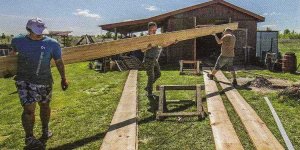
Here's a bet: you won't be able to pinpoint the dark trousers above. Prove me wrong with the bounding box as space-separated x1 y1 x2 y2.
143 58 161 93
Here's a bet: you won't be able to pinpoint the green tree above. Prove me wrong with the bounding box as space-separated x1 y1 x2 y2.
105 31 113 39
284 29 290 35
1 33 5 39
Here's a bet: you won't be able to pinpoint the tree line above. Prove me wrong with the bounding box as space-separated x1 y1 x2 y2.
279 29 300 39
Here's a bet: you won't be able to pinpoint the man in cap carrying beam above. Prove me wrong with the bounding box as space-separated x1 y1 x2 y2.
142 22 177 97
208 27 237 86
10 18 68 149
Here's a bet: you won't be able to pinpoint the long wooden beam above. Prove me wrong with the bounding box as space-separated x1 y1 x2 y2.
0 23 238 78
214 71 284 150
100 70 138 150
203 68 244 150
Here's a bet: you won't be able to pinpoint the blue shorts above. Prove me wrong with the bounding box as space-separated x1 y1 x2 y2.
15 81 52 106
214 56 235 71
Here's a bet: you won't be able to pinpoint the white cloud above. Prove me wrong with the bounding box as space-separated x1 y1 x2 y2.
123 19 133 22
261 24 277 28
263 13 268 16
263 12 281 16
73 9 101 19
145 5 158 11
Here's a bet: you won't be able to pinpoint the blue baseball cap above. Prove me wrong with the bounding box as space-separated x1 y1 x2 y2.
26 18 49 35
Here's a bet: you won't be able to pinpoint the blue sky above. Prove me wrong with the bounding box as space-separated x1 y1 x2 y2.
0 0 299 35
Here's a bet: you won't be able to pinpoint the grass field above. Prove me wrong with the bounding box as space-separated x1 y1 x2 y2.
138 70 215 150
279 39 300 65
0 62 128 149
1 39 299 149
138 68 299 150
222 73 300 150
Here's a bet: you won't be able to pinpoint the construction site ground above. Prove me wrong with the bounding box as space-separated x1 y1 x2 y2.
1 61 300 149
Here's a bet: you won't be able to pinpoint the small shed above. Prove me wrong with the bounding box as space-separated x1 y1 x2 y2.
100 0 265 65
256 31 279 62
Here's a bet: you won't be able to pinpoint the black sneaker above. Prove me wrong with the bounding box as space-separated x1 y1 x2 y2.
24 136 44 149
232 79 238 87
207 73 214 80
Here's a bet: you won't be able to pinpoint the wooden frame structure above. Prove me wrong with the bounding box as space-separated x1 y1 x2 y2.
155 85 206 120
179 60 201 75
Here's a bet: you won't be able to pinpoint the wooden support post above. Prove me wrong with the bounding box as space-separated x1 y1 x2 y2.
179 60 202 75
156 86 165 120
114 28 118 40
196 84 205 119
193 17 197 61
196 60 200 74
179 60 183 74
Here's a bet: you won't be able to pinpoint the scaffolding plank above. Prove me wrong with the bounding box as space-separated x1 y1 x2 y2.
214 71 284 150
203 68 243 150
0 23 238 78
100 70 138 150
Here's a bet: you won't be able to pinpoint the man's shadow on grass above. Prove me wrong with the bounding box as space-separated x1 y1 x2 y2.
48 117 136 150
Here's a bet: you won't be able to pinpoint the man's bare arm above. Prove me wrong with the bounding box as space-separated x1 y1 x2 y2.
213 34 222 44
54 59 66 79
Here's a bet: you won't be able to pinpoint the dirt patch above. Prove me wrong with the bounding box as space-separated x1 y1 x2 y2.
278 84 300 101
250 77 272 88
236 77 292 94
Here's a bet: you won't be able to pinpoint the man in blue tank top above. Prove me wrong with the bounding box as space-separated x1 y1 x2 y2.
10 18 68 149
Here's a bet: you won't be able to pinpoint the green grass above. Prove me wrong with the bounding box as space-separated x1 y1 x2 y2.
0 62 128 149
279 39 300 64
237 90 300 149
233 69 300 82
223 72 300 149
138 70 215 150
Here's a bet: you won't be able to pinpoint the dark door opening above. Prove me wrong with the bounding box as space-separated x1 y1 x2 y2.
196 34 221 63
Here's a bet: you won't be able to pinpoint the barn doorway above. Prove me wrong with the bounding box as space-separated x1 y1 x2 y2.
196 34 221 63
195 21 228 64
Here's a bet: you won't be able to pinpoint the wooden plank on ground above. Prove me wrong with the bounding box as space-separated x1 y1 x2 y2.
0 23 238 78
214 71 284 150
100 70 138 150
203 68 243 150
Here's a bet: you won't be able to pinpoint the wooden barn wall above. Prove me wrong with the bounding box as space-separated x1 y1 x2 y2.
163 17 195 63
164 3 260 64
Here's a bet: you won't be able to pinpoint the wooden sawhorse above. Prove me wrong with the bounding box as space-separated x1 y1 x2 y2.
179 60 201 75
155 85 206 121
